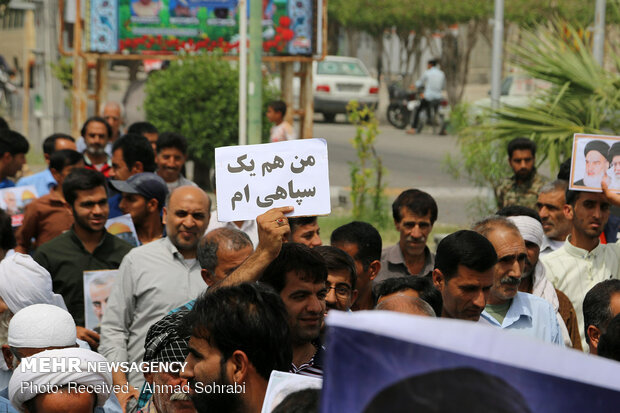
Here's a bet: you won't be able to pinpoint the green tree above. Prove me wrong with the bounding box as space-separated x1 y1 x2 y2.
144 54 277 186
449 21 620 208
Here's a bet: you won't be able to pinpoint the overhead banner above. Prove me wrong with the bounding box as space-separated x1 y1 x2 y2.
321 311 620 413
88 0 320 56
215 139 330 221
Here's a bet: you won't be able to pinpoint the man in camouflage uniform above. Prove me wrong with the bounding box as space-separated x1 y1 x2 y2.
496 137 547 209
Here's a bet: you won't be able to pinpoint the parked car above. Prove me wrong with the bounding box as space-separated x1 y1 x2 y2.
303 56 379 122
471 74 551 118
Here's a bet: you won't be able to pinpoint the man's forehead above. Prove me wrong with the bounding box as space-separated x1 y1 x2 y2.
399 207 431 222
327 270 352 286
284 271 325 289
86 122 107 133
452 265 493 283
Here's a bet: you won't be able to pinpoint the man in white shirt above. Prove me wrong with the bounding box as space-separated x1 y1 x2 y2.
542 189 620 351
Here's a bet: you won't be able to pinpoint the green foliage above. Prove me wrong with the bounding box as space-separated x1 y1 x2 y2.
450 21 620 208
346 101 390 229
144 54 277 169
50 58 73 110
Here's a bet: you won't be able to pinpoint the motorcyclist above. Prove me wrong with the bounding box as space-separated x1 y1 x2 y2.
406 59 445 135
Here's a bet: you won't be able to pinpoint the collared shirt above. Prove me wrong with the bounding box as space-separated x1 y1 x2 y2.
290 344 324 378
480 292 563 346
0 395 17 413
17 168 56 197
0 179 14 189
541 237 620 351
495 171 547 210
415 66 445 101
374 243 435 287
163 174 197 192
99 237 205 388
539 235 564 257
206 210 259 247
33 228 133 326
83 154 113 178
15 191 73 252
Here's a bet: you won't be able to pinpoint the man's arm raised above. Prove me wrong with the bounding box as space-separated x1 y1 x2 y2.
213 206 293 290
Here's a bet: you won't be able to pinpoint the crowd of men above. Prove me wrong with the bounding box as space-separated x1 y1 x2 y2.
0 109 619 413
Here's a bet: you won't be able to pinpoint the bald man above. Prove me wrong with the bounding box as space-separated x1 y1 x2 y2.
100 186 211 407
375 294 436 317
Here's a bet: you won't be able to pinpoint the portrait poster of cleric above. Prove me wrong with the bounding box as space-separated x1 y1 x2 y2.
321 312 620 413
83 270 118 334
570 133 620 192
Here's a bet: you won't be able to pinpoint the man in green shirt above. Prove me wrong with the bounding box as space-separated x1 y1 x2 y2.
495 137 547 209
34 168 133 349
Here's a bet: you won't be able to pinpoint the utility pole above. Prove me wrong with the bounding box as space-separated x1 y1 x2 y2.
238 0 247 146
593 0 606 66
490 0 504 110
247 0 262 144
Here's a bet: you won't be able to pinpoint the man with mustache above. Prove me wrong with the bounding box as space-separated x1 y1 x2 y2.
100 186 211 408
542 189 620 351
496 137 547 209
474 216 563 345
573 140 610 188
80 117 114 178
536 180 572 256
374 189 437 285
314 246 357 313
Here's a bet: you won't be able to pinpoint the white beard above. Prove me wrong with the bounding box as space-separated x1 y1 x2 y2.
0 310 11 347
583 172 606 187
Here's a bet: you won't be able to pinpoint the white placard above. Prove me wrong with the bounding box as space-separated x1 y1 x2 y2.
215 139 331 221
261 371 322 413
570 133 620 193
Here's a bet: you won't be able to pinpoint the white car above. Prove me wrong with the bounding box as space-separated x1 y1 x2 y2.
471 75 551 117
294 56 379 122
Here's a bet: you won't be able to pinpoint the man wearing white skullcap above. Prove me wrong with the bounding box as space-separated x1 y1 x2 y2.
0 305 122 413
0 254 67 389
507 215 579 350
8 347 112 412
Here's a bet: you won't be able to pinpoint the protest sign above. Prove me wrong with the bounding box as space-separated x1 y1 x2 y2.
215 139 330 221
321 311 620 413
261 371 322 413
0 186 38 226
105 214 140 247
83 270 118 333
570 133 620 192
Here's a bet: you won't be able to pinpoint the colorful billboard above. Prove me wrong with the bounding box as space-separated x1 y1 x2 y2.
88 0 318 56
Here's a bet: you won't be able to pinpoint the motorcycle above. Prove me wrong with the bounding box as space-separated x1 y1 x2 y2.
387 83 417 129
387 83 450 134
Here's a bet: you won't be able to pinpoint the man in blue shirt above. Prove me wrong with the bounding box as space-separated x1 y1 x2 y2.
17 133 76 197
0 129 28 189
473 216 563 345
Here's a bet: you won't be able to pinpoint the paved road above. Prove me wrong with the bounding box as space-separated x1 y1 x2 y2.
122 79 493 226
314 116 493 226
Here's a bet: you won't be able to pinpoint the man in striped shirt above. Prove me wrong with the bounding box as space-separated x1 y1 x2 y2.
541 189 620 351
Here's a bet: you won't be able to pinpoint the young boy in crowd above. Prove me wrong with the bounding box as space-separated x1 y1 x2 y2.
267 100 296 142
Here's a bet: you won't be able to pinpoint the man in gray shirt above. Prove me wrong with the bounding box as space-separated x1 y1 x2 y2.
374 189 437 287
99 186 211 408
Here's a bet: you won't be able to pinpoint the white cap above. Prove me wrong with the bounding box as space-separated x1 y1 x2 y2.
8 304 76 348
